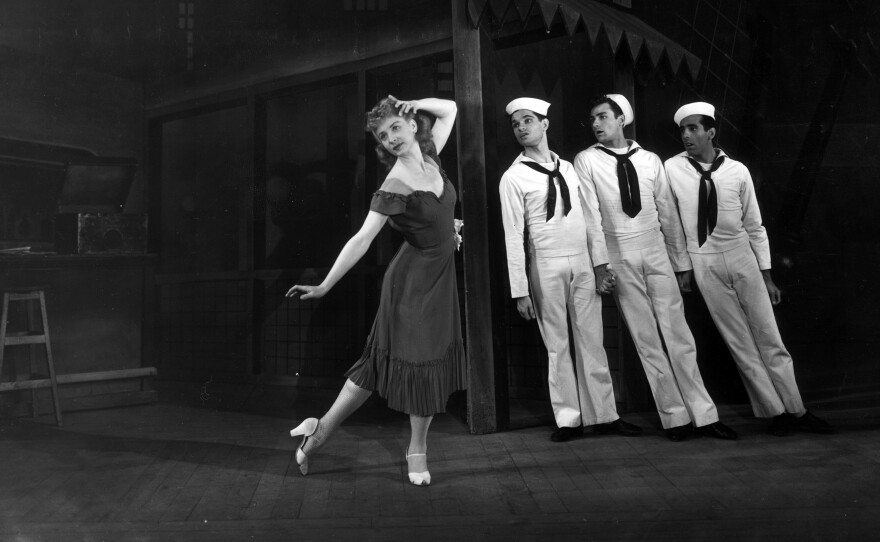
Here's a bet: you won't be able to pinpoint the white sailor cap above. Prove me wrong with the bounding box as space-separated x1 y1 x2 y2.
505 97 551 116
605 94 634 126
674 102 715 125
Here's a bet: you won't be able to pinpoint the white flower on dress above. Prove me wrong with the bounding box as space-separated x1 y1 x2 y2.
453 219 464 251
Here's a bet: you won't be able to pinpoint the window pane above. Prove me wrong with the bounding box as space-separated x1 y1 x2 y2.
262 78 360 269
160 105 247 272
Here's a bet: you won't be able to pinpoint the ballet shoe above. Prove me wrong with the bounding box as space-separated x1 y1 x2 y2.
290 418 319 476
405 447 431 486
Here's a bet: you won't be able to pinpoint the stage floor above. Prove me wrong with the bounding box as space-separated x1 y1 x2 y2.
1 381 878 541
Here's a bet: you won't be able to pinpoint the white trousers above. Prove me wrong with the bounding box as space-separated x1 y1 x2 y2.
691 243 805 418
609 240 719 429
529 252 619 427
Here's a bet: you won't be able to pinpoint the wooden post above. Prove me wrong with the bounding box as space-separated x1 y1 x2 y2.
451 0 497 434
611 52 653 412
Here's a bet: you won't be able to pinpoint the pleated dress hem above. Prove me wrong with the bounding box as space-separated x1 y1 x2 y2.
345 338 467 417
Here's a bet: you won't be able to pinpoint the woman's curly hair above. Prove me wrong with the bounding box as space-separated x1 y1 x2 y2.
365 97 438 171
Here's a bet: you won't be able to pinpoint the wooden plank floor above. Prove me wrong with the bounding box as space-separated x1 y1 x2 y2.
1 382 879 541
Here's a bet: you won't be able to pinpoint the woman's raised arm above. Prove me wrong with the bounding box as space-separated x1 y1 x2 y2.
390 96 458 154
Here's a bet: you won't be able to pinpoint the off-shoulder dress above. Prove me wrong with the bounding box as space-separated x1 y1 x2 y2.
345 164 467 416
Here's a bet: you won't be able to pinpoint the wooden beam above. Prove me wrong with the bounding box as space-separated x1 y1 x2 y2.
0 368 157 392
477 23 510 431
146 38 453 116
55 367 157 384
2 334 48 346
452 0 498 434
0 379 52 392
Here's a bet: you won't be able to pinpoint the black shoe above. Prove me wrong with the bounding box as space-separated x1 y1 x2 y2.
792 411 835 434
551 425 583 442
594 419 642 437
666 423 692 442
696 421 738 440
769 413 792 437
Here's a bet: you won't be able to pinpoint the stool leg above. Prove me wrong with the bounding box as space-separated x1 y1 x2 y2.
0 293 8 378
26 297 38 418
38 292 62 427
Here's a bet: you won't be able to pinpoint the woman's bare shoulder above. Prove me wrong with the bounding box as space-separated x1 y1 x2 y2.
378 175 414 196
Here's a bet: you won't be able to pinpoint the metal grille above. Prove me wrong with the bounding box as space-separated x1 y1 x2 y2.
260 277 361 379
158 279 249 378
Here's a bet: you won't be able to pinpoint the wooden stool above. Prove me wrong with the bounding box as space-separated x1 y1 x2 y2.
0 287 62 426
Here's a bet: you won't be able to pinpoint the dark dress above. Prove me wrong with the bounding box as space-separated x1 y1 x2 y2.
345 165 467 416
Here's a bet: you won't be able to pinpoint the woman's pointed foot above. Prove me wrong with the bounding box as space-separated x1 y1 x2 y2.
290 418 319 476
405 448 431 486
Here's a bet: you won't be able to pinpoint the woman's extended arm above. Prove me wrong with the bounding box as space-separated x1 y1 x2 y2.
390 96 458 154
285 210 388 300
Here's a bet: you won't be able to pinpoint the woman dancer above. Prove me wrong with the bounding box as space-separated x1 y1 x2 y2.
287 95 465 486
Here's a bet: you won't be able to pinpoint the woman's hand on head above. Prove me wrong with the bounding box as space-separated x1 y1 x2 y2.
285 284 327 300
389 95 419 115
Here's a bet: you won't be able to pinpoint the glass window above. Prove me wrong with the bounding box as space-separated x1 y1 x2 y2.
159 104 248 272
260 77 360 270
